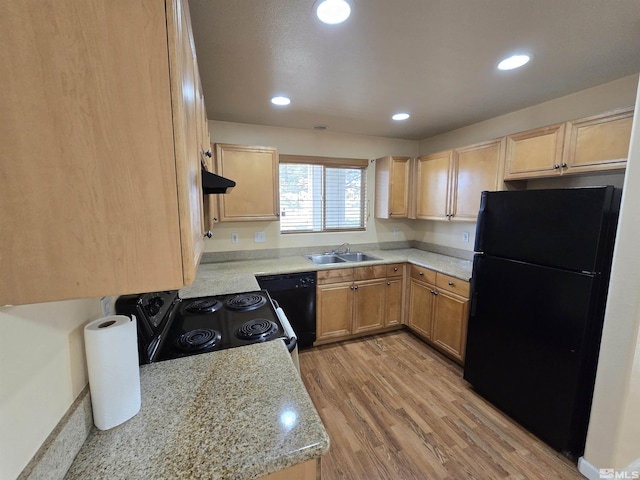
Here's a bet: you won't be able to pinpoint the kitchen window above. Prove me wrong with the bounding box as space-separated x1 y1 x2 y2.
279 155 368 233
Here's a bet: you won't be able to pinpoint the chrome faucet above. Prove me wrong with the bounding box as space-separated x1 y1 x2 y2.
331 243 350 255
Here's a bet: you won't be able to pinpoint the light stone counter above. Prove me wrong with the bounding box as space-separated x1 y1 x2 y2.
179 248 473 299
65 341 329 480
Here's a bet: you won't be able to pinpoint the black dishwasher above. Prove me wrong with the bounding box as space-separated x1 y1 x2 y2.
256 272 316 349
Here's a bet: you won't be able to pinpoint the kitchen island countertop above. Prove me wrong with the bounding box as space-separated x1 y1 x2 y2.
179 248 473 299
65 341 329 480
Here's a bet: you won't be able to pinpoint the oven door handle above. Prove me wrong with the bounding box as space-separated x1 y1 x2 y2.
275 306 298 353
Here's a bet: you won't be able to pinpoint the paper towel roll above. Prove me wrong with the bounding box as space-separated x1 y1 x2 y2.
84 315 141 430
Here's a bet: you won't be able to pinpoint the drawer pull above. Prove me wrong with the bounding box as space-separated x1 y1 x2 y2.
448 281 454 286
419 271 424 276
387 281 391 286
393 267 398 271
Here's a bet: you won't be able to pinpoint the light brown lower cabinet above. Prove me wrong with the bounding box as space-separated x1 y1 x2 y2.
316 264 405 344
407 266 470 364
260 459 319 480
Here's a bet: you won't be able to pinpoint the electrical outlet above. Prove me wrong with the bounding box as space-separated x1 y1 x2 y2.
393 227 399 236
463 231 470 243
100 296 113 317
231 233 239 243
254 232 266 243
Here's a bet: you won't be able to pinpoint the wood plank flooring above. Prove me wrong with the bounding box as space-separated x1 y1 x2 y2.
299 331 583 480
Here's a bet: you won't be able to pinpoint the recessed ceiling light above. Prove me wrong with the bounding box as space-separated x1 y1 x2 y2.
392 113 410 121
314 0 351 25
497 54 530 71
271 96 291 106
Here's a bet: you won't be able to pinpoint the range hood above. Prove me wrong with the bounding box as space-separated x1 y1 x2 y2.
201 167 235 194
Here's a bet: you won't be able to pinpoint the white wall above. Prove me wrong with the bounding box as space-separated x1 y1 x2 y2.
0 299 100 480
418 74 639 156
582 78 640 471
206 122 418 252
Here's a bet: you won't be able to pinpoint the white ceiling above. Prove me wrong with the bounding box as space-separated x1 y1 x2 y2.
189 0 640 140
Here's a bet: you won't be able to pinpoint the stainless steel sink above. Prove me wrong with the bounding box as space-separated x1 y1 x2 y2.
337 252 381 262
304 253 347 264
304 251 381 265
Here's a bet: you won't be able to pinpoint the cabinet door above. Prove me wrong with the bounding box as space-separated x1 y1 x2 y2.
407 279 436 339
451 138 504 221
353 279 387 334
563 107 633 174
385 278 404 327
316 282 353 341
374 156 411 218
504 123 565 180
167 0 205 284
216 144 280 221
416 151 452 220
432 290 470 363
0 0 188 305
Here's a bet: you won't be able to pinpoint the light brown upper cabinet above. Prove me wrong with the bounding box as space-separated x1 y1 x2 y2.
416 151 453 220
416 138 503 221
375 156 411 218
563 107 634 174
215 144 280 222
504 107 633 180
504 123 567 179
0 0 208 305
451 138 505 221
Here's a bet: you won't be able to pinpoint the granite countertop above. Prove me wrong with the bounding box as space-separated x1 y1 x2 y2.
65 341 329 480
180 248 473 299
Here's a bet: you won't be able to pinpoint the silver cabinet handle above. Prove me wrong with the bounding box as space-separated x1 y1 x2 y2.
561 162 568 168
553 164 560 169
448 281 454 286
419 271 424 276
387 281 391 286
204 230 213 238
393 267 398 271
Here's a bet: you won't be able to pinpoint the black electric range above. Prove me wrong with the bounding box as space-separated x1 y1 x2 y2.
115 290 297 364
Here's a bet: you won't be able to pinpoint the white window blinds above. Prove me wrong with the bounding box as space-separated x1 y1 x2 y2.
279 155 367 233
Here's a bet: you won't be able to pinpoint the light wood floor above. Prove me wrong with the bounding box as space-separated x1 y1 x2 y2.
299 330 583 480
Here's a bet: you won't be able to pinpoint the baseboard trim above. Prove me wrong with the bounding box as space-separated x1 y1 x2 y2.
578 456 640 479
578 457 600 479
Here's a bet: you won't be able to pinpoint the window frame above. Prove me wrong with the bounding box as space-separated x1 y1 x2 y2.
279 154 369 234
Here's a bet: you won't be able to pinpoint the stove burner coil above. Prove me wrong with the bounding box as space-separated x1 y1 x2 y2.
236 319 278 341
185 298 222 314
177 329 221 351
226 293 267 311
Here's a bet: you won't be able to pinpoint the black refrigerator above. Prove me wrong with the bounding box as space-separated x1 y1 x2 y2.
463 186 621 460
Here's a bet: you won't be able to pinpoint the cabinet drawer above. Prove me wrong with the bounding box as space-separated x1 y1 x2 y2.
410 265 436 284
354 265 387 280
386 263 404 277
317 268 354 284
436 273 470 297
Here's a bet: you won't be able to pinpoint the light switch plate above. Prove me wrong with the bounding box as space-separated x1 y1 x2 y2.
254 232 266 243
231 233 239 243
463 231 470 243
